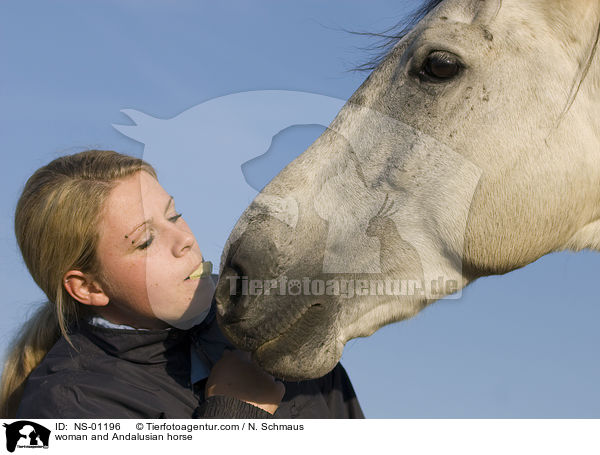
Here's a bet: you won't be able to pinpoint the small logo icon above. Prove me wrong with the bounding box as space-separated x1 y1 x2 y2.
3 421 50 452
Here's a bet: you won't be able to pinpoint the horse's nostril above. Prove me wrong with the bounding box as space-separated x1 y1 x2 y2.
217 220 282 320
216 261 249 313
229 261 246 296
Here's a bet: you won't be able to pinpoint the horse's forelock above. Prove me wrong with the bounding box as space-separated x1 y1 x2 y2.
350 0 445 72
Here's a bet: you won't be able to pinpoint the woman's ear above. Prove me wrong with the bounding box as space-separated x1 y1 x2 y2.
63 270 110 307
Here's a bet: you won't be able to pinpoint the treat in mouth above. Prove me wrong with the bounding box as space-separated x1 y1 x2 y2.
185 261 213 280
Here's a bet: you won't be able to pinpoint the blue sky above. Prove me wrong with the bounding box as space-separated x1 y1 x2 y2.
1 0 599 418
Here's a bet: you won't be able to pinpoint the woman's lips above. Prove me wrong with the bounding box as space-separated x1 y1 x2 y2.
184 261 213 281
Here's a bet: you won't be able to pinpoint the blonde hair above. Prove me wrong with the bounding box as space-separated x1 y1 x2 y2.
0 149 157 418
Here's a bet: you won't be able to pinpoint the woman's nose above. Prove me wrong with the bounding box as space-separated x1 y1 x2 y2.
172 224 196 257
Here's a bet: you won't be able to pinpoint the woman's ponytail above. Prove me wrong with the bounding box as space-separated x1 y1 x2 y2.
0 303 61 418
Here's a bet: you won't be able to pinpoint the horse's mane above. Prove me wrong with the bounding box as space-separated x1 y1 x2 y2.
352 0 445 72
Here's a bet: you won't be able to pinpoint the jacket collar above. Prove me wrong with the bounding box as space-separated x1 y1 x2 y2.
75 318 189 365
70 295 230 366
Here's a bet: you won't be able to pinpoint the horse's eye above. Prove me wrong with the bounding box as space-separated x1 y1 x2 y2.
422 51 461 80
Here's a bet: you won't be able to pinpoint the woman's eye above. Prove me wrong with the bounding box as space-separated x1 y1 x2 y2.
421 51 461 81
169 213 183 223
137 236 154 250
136 214 182 250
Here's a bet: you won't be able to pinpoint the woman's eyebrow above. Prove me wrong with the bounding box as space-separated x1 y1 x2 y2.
124 196 174 239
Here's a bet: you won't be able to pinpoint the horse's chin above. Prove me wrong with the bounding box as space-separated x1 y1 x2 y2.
253 331 342 381
246 300 342 380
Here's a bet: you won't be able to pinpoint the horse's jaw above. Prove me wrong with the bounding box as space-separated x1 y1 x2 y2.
216 287 441 380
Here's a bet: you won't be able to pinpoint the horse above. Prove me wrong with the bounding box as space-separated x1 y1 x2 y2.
214 0 600 381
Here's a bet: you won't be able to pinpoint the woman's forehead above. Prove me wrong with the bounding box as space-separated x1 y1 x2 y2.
101 173 169 233
110 173 165 208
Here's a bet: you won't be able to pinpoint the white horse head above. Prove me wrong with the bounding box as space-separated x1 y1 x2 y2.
215 0 600 380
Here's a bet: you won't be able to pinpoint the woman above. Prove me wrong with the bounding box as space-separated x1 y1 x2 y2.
0 149 363 418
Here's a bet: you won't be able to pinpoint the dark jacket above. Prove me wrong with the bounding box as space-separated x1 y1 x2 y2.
16 296 363 419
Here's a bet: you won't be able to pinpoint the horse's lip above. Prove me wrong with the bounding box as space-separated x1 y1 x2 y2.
252 302 322 352
218 300 321 352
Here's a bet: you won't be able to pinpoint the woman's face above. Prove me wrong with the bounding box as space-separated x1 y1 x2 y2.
93 171 214 329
